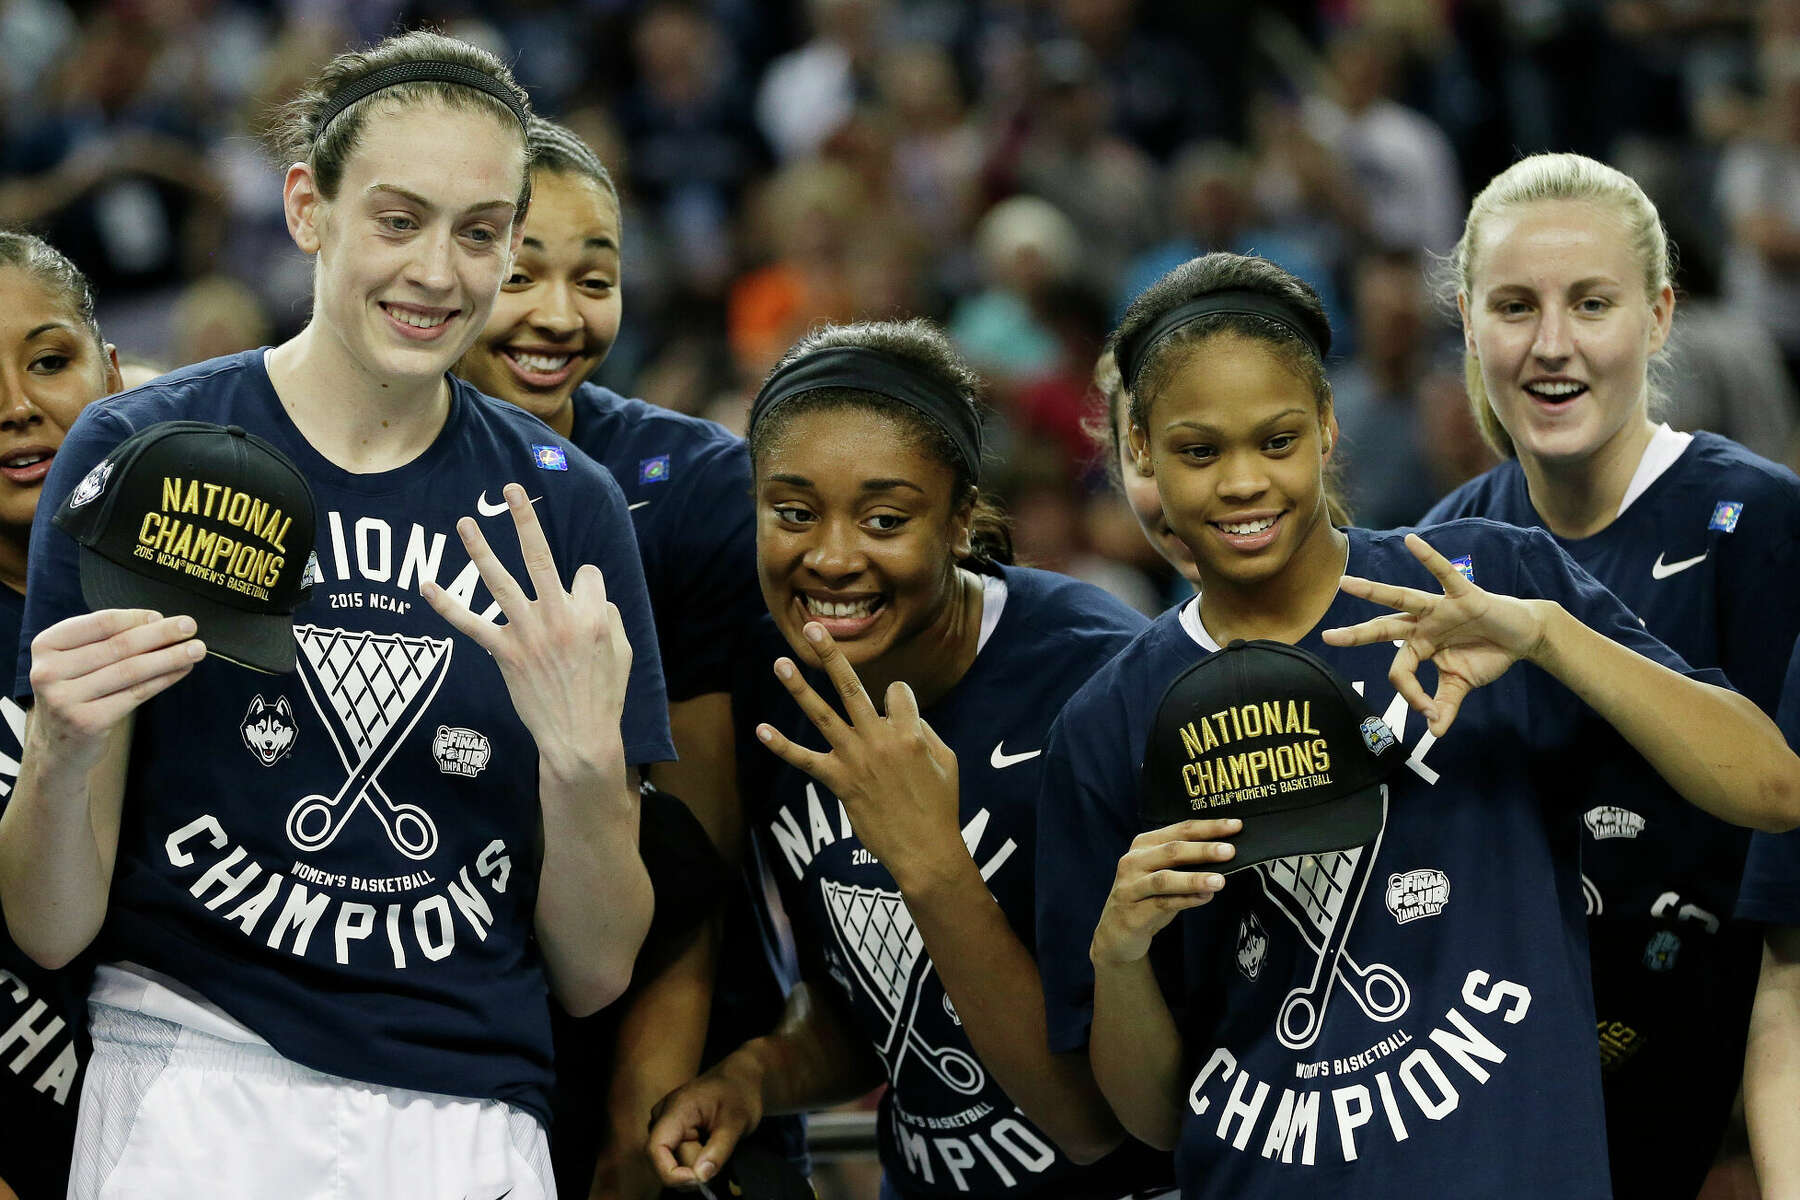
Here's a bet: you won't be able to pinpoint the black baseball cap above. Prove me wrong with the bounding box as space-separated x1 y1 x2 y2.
52 421 316 674
1140 639 1403 871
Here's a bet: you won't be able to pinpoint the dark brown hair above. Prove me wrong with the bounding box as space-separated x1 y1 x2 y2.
749 319 1014 566
526 117 617 208
1107 253 1352 526
0 230 103 351
267 30 534 217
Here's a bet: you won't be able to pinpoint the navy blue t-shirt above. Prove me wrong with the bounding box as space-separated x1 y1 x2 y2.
1425 434 1800 1197
1737 637 1800 923
1426 434 1800 914
17 350 675 1126
1037 522 1728 1199
568 383 761 703
738 566 1165 1199
0 583 89 1200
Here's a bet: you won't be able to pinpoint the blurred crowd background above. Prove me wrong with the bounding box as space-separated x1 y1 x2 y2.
6 0 1800 616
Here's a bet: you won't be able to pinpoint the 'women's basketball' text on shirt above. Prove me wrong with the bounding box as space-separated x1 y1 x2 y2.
1039 522 1729 1199
18 350 674 1126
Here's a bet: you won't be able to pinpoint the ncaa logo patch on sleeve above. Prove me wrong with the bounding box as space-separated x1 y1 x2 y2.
1709 501 1743 532
638 454 671 484
531 444 569 471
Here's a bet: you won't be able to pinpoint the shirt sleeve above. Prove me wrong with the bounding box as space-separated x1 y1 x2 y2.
655 437 760 703
1711 473 1800 717
17 405 134 699
1510 525 1730 732
1036 681 1151 1054
567 454 675 767
1737 637 1800 923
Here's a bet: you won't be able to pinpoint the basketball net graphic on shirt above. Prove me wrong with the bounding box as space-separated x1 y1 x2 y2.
1254 786 1410 1050
284 623 451 861
820 878 987 1096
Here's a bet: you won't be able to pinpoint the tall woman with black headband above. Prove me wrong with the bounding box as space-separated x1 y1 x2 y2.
0 33 671 1199
646 320 1175 1200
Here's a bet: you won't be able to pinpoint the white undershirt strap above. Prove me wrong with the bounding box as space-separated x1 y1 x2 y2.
1179 596 1220 651
976 572 1008 654
1617 423 1693 516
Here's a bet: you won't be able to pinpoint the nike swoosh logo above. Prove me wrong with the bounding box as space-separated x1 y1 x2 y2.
1651 550 1708 579
991 743 1041 769
628 500 650 511
476 491 541 517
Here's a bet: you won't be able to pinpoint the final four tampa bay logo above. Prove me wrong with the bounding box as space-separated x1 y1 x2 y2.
1385 868 1450 925
1584 806 1646 841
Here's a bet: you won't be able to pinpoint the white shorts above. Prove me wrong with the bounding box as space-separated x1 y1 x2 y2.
69 1002 555 1200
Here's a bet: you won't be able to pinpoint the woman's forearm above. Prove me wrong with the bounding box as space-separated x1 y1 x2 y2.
1530 602 1800 831
0 712 130 968
1089 953 1187 1151
901 858 1126 1163
1747 928 1800 1195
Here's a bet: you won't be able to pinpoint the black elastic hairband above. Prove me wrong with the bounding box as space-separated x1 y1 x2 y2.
314 61 529 141
750 346 983 482
1117 290 1331 393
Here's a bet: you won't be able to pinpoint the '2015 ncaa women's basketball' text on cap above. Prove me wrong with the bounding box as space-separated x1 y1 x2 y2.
52 421 317 674
1140 639 1402 872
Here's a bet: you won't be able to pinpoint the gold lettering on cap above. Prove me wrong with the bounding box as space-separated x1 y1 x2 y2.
134 476 292 602
1169 690 1337 812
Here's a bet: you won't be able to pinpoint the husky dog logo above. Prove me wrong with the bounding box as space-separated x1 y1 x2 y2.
1385 868 1449 924
240 695 298 766
432 726 491 778
1255 787 1410 1050
820 876 987 1096
1584 806 1646 840
1236 911 1269 981
285 624 451 861
68 458 112 509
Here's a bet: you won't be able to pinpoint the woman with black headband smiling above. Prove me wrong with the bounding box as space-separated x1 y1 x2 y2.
1034 252 1800 1198
646 319 1175 1200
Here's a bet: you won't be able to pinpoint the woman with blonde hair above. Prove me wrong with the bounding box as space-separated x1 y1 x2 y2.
1424 151 1800 1199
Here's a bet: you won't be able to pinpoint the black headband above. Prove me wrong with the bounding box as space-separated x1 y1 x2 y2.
750 346 983 482
1116 290 1331 393
314 61 529 142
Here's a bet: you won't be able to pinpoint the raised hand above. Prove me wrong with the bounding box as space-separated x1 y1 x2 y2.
421 482 631 773
28 609 204 768
1321 532 1549 738
754 622 963 892
1090 819 1240 968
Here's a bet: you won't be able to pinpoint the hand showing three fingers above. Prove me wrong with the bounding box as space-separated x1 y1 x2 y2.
1322 533 1550 738
421 482 631 773
755 622 964 892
